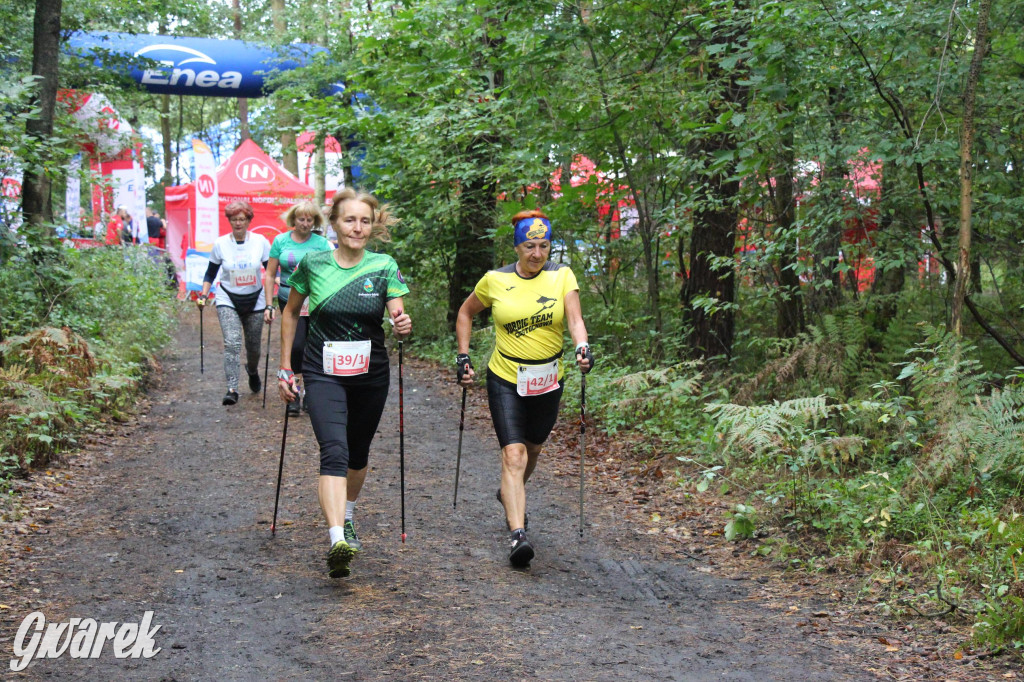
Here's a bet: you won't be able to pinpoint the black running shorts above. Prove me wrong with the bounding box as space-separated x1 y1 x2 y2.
486 369 564 449
304 372 389 477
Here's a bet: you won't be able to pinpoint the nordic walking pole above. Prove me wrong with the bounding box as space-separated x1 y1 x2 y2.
453 385 467 509
579 371 587 538
271 404 290 536
398 338 407 543
262 316 273 408
198 296 205 374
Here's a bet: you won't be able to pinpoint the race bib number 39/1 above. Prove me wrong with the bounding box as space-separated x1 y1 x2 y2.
516 359 559 397
228 266 260 287
323 340 371 376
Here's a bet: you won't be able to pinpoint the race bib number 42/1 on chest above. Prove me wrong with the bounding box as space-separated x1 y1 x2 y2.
516 359 559 397
323 340 371 376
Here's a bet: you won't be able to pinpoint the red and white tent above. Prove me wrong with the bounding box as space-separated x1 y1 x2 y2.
164 139 315 269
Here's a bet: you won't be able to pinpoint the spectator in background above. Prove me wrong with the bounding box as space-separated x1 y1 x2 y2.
105 209 124 246
126 207 145 245
146 207 166 249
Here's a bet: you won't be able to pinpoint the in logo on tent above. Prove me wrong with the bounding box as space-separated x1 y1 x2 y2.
236 158 275 184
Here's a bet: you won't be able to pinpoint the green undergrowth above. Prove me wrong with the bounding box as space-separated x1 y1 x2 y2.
577 318 1024 651
0 239 176 515
400 278 1024 649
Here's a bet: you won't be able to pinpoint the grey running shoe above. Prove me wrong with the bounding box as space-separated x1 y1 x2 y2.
327 540 357 578
509 529 534 568
343 520 363 551
222 390 239 405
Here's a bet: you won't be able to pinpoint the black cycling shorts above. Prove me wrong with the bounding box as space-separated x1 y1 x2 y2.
486 369 564 449
304 372 389 477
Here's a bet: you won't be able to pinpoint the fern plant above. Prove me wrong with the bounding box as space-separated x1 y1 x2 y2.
735 313 872 404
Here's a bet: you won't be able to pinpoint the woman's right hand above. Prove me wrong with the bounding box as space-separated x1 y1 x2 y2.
456 354 475 386
277 368 298 402
264 307 276 324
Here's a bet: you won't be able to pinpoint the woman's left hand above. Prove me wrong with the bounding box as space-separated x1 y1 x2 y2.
391 310 412 339
575 344 595 374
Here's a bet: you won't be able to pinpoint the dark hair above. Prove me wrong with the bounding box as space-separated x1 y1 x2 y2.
328 188 398 243
224 200 254 220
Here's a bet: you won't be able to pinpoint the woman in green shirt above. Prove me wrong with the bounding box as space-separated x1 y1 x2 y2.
264 201 333 415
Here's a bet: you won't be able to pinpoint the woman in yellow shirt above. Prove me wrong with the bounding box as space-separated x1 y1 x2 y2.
456 209 594 568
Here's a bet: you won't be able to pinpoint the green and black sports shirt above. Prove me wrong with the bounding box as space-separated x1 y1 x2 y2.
289 250 409 384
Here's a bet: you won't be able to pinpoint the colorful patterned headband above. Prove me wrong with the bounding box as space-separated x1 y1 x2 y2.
513 217 552 246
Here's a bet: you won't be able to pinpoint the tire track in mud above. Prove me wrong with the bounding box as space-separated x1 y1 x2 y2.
1 314 864 680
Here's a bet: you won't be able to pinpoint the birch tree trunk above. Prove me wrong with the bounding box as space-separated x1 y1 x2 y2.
951 0 993 335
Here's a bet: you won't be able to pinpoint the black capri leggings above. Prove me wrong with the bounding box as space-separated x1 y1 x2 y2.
486 369 564 449
278 295 308 372
304 372 390 477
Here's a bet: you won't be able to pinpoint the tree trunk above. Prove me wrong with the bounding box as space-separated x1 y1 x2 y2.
682 171 739 360
21 0 62 226
809 86 846 316
272 0 298 173
773 127 804 337
447 142 497 330
446 13 503 330
314 137 326 207
870 160 906 334
233 0 250 143
951 0 993 335
160 94 173 186
680 16 749 361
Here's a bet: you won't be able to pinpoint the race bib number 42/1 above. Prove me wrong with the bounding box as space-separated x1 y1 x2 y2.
228 266 260 287
516 359 559 397
323 340 371 376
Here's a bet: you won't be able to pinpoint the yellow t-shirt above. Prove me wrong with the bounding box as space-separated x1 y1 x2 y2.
473 262 580 384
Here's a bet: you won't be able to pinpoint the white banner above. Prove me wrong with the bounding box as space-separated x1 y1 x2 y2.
65 154 81 229
184 249 211 292
109 166 137 220
193 139 219 251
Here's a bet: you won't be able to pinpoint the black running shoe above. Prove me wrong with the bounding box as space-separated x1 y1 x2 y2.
343 520 363 551
286 397 301 416
248 372 262 393
508 529 534 568
222 390 239 405
496 489 529 531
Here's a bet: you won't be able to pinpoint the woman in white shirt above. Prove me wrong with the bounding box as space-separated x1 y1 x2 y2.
197 200 271 405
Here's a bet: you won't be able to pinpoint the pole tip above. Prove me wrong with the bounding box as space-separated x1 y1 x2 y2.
401 533 406 543
270 524 275 535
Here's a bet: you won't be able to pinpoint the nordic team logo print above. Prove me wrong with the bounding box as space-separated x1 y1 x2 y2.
503 295 558 338
363 279 374 293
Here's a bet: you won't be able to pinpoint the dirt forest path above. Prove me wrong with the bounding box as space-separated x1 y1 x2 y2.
1 314 879 681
